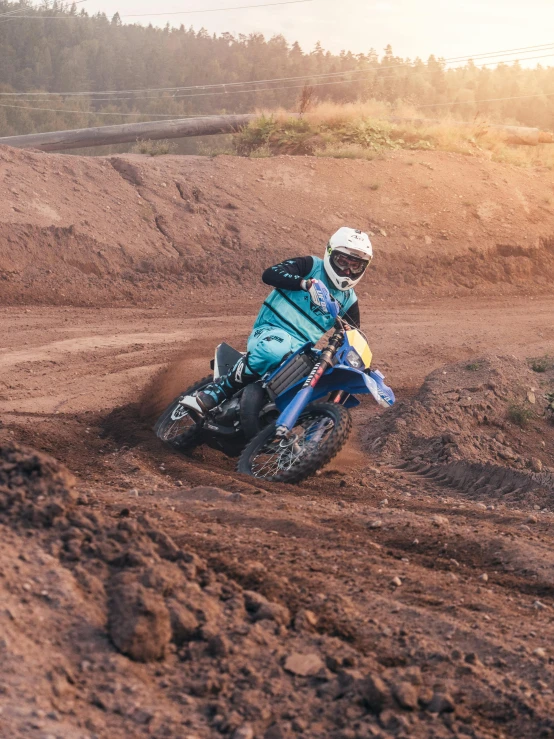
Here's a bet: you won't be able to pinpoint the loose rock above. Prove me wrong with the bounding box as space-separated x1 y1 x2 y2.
233 726 254 739
359 674 390 714
392 681 419 710
426 692 455 713
530 458 543 473
167 599 199 645
284 652 324 677
294 609 318 631
108 579 171 662
244 590 290 626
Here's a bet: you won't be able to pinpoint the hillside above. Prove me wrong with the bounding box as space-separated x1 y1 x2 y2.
1 146 554 307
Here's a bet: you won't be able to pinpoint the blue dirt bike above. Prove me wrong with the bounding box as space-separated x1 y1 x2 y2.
154 287 394 483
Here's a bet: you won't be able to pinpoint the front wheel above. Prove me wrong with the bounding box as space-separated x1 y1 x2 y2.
237 402 352 484
154 375 212 450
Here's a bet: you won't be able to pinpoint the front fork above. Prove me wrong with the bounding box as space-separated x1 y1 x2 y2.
275 332 343 437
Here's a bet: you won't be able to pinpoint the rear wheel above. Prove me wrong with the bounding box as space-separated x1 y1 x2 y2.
154 375 212 449
237 402 352 483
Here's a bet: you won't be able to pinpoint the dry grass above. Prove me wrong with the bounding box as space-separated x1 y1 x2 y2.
131 139 176 156
231 101 554 167
196 139 235 157
528 355 553 373
249 144 273 158
256 100 421 126
314 143 376 161
484 140 554 168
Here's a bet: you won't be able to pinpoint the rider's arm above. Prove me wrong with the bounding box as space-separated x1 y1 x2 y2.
340 299 360 328
262 256 314 291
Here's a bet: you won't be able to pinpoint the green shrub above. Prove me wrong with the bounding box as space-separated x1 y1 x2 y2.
234 115 277 156
529 355 552 373
249 144 272 158
507 403 534 427
132 139 176 156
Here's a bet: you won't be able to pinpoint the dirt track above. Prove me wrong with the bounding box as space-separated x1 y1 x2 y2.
2 145 554 738
1 293 554 739
1 296 554 416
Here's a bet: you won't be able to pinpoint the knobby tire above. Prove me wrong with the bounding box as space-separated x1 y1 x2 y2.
154 375 212 450
237 402 352 484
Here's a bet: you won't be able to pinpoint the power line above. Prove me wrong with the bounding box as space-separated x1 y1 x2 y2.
0 0 312 22
124 0 313 17
120 52 554 101
0 101 228 116
0 6 32 19
4 57 554 117
42 52 554 107
419 90 554 108
0 0 87 22
0 0 87 12
1 40 553 98
156 54 554 99
0 53 553 123
0 3 39 19
26 51 554 104
5 86 554 120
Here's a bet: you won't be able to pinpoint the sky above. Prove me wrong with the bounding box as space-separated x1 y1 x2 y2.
80 0 554 65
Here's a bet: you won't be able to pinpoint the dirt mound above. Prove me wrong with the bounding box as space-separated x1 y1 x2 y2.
377 238 554 292
2 144 554 306
364 356 554 507
6 440 500 738
0 442 77 525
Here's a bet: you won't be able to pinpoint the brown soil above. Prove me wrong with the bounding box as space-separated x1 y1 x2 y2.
2 146 554 306
363 355 554 507
1 147 554 739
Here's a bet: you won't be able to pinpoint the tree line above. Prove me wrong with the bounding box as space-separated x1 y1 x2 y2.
1 0 554 137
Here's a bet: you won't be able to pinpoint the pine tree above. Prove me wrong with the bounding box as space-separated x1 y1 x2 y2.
0 0 553 136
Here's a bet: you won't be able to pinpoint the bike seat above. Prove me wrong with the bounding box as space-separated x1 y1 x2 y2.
212 342 244 378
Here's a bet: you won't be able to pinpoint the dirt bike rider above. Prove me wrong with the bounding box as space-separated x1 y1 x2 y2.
183 227 373 415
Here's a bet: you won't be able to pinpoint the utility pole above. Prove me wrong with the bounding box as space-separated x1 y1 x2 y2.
0 114 258 152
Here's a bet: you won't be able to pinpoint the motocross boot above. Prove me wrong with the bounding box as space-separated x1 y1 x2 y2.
195 357 256 414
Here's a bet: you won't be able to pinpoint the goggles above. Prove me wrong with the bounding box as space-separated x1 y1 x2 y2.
331 251 370 276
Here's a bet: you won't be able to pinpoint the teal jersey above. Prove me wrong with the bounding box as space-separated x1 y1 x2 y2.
253 257 357 345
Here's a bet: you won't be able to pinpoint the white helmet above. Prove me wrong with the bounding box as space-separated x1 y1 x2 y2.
324 227 373 291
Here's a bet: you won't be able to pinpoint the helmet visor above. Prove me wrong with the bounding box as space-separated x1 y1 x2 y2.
331 251 370 277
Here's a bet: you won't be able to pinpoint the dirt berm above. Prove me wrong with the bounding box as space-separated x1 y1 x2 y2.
2 145 554 305
363 355 554 507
